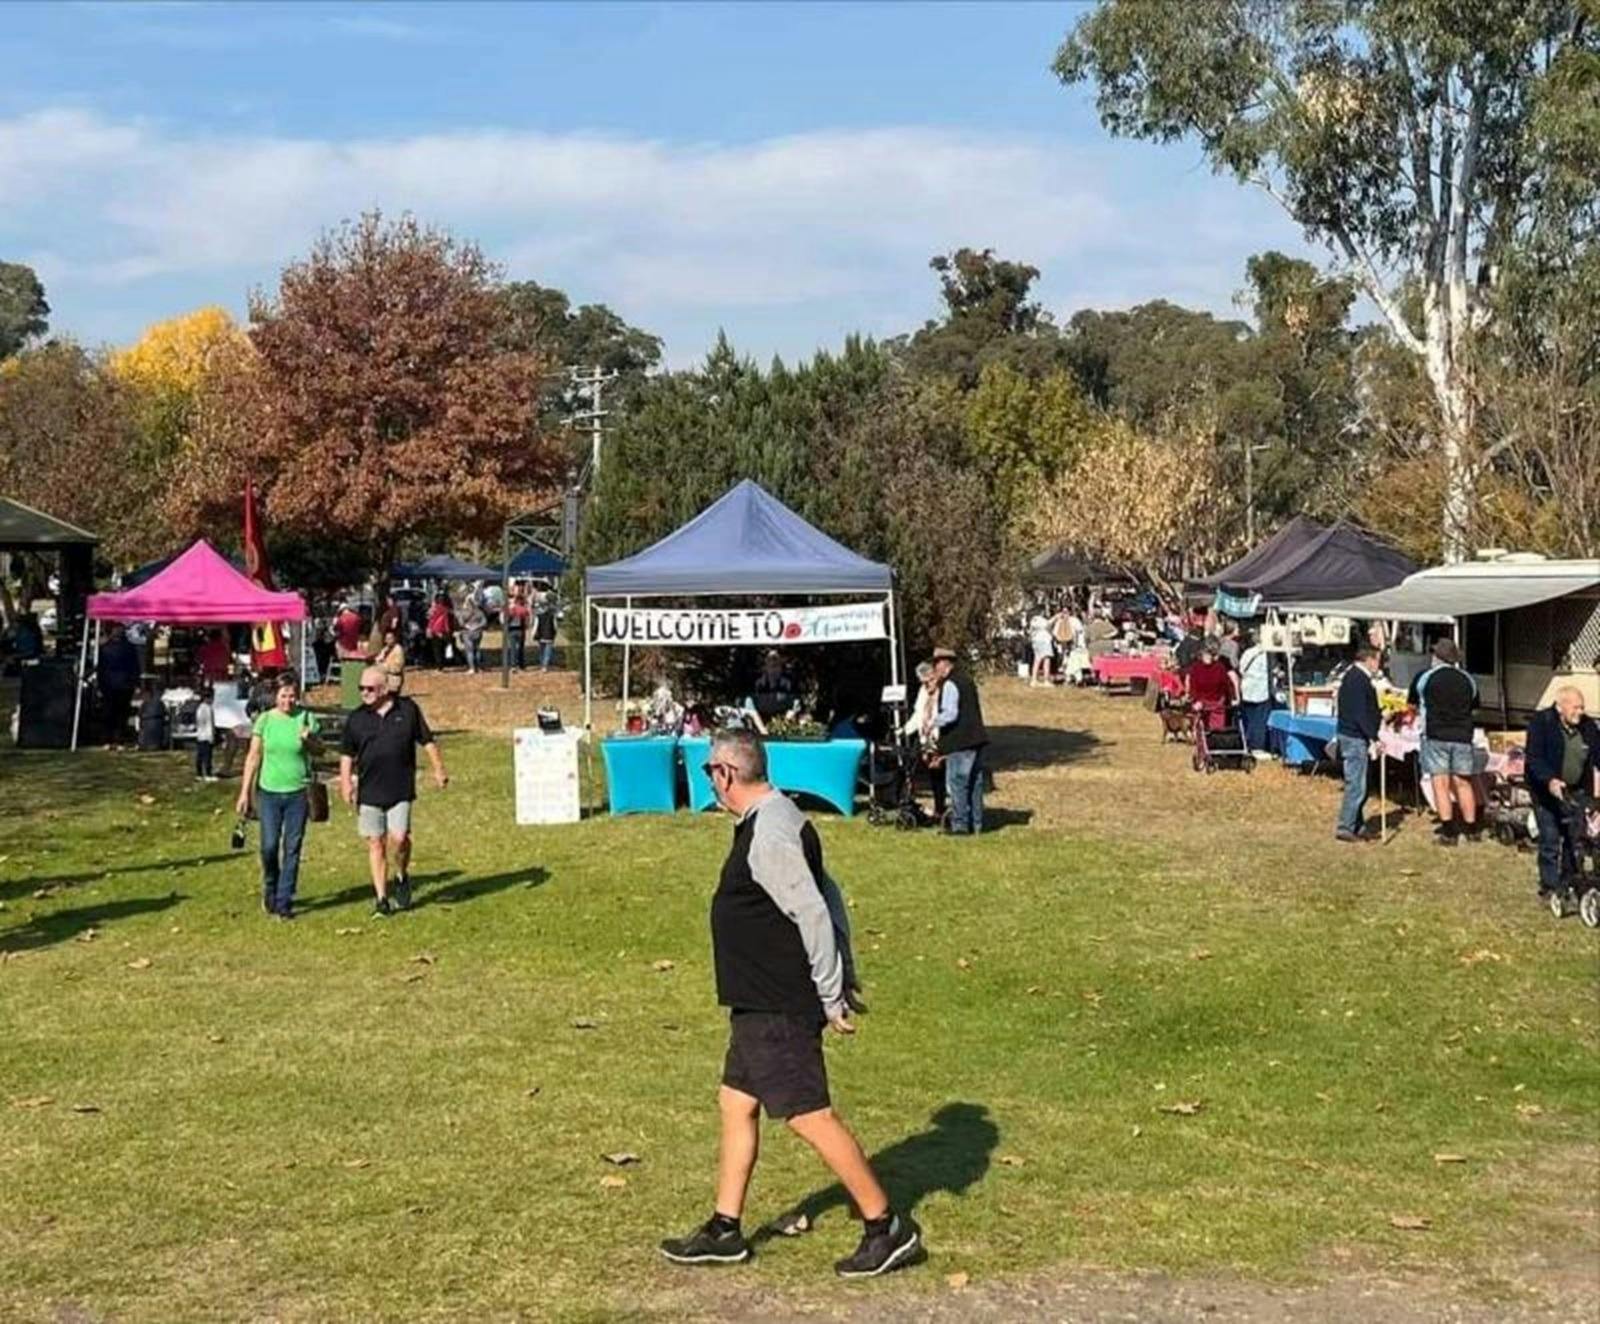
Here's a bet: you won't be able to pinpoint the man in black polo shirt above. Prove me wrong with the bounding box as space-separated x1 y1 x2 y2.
1406 638 1480 845
660 729 920 1280
339 666 449 916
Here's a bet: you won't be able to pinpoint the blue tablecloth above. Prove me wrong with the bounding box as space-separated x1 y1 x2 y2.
1268 711 1338 766
600 736 680 814
680 736 866 816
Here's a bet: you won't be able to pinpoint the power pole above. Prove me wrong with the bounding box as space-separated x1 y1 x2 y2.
570 366 619 489
1243 441 1270 545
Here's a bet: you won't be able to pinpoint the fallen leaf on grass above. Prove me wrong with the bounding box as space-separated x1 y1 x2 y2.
137 794 155 806
524 1085 542 1099
1025 985 1044 995
75 928 99 944
401 972 427 984
32 887 57 900
956 958 971 971
70 1103 102 1114
1398 868 1421 878
571 1018 599 1030
341 1158 370 1169
602 1152 640 1166
774 1213 810 1237
1158 1101 1204 1116
998 1154 1025 1168
599 1175 627 1190
1433 1153 1468 1164
207 1034 227 1044
1190 949 1213 961
335 927 362 937
1515 1103 1544 1119
1132 1125 1143 1138
11 1095 54 1110
945 1271 970 1291
126 958 152 971
1389 1214 1431 1230
1458 949 1506 966
651 959 675 972
409 952 437 966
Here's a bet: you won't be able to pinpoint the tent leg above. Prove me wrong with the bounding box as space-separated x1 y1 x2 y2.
621 595 632 717
583 596 593 731
71 618 94 751
500 525 511 692
885 591 902 689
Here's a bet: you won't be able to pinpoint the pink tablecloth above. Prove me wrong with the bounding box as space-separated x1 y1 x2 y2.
1093 654 1180 695
1377 725 1516 810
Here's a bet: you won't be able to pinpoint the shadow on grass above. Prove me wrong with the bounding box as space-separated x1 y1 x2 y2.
422 866 549 908
977 807 1034 833
985 725 1100 773
755 1101 999 1244
1 853 237 902
0 892 187 953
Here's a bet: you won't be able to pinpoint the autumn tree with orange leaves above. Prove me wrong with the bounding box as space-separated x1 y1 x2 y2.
170 213 562 584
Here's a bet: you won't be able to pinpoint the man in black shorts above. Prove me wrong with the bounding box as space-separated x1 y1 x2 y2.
338 666 448 916
659 729 920 1279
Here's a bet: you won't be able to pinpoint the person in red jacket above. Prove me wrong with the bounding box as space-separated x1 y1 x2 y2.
424 592 456 669
1184 639 1238 731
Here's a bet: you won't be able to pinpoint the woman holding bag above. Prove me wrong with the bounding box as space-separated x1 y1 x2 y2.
235 673 318 920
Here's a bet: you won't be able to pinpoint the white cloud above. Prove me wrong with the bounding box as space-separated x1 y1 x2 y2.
0 107 1318 363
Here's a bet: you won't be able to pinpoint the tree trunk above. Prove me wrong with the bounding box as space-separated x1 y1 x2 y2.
1422 302 1475 564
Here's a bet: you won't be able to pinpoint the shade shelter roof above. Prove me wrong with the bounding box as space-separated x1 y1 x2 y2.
392 553 502 581
1200 515 1327 591
1209 519 1415 603
508 546 567 578
1023 546 1134 588
87 539 307 624
1276 560 1600 624
586 480 892 597
0 496 97 552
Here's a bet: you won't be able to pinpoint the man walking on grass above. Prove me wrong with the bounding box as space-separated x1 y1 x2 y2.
660 729 920 1279
339 666 449 916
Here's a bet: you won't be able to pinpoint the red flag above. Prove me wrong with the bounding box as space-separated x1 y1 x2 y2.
243 478 289 670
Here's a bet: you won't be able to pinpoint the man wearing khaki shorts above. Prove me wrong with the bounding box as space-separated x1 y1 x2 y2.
339 666 448 916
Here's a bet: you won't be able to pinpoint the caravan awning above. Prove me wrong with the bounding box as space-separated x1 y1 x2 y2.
1277 564 1600 624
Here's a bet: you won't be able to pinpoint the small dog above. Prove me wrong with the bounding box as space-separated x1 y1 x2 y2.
1158 702 1194 743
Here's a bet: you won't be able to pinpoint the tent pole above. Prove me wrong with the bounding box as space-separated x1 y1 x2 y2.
621 595 633 717
71 617 94 751
885 591 901 689
500 524 511 692
583 595 593 731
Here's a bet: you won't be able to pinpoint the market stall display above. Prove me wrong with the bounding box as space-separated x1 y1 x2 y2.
1267 710 1337 766
681 734 866 816
1092 653 1181 694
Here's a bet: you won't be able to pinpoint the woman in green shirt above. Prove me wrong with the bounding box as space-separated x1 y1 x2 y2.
235 674 316 919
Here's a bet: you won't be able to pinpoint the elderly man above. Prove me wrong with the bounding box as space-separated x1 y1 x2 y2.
931 646 989 835
339 666 449 916
661 729 919 1279
1525 686 1600 905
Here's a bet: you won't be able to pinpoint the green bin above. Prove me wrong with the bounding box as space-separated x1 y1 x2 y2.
339 660 364 711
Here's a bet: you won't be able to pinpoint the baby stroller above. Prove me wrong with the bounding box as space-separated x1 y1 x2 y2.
1191 702 1253 775
1543 790 1600 927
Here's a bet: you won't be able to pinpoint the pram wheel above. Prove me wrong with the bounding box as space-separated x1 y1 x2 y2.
866 804 887 827
1495 821 1517 847
895 806 920 831
1580 889 1600 929
1548 888 1570 919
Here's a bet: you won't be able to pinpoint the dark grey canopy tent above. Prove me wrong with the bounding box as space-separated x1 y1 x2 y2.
1023 547 1134 588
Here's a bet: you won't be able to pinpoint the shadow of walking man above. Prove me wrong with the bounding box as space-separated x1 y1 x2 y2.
756 1101 999 1244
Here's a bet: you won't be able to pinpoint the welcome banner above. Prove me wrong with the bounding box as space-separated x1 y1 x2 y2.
594 602 886 648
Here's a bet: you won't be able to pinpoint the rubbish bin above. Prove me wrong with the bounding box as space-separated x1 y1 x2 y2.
339 660 363 711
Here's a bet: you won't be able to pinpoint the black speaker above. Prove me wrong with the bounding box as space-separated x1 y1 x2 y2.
18 662 98 749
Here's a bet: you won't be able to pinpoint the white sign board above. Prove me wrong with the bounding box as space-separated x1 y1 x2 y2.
594 601 885 648
513 726 584 825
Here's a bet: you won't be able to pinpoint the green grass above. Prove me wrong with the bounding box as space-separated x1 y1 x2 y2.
1 729 1596 1322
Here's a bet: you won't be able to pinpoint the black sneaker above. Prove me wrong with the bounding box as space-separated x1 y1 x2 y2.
393 875 412 910
1436 832 1459 848
834 1213 920 1279
373 897 393 918
659 1218 751 1265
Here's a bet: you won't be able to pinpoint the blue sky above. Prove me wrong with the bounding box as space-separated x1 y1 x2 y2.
3 1 1321 366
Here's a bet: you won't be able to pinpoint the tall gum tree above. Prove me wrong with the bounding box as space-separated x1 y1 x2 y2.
1056 0 1599 559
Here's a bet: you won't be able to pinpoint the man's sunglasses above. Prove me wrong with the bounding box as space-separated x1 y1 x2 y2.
359 684 383 693
701 761 734 779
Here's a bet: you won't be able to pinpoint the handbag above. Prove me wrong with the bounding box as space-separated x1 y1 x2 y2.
307 777 330 823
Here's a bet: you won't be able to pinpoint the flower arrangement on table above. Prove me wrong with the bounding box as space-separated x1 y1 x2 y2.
763 715 828 741
1378 690 1415 728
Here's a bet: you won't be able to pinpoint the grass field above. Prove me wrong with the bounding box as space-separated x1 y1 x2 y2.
1 674 1596 1322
